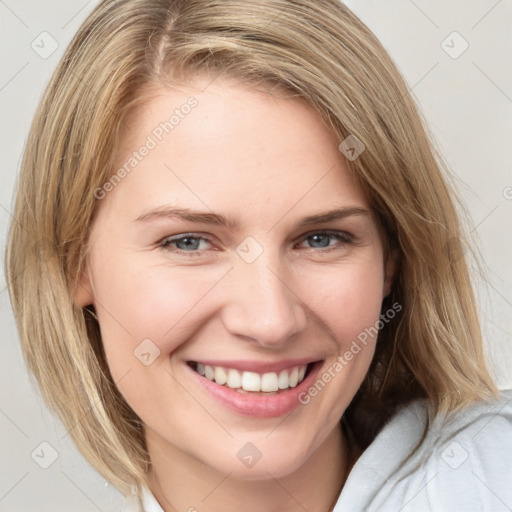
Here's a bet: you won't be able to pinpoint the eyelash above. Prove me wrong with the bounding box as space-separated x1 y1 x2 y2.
158 230 354 256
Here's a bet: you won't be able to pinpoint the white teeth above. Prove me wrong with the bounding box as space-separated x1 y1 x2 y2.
261 372 279 392
289 367 299 388
195 363 309 392
227 368 242 389
278 370 289 390
242 371 261 392
204 365 214 381
214 366 227 385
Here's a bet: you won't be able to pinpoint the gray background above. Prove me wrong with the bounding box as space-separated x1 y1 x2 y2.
1 1 511 510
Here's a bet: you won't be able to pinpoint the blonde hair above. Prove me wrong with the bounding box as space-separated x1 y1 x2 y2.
5 0 498 494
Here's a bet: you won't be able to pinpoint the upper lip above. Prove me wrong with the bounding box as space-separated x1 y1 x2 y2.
188 358 321 374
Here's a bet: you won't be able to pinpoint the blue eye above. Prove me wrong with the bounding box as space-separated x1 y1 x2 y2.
299 231 352 250
158 230 352 256
160 235 212 253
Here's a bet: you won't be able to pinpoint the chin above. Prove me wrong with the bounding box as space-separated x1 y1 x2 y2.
200 437 314 481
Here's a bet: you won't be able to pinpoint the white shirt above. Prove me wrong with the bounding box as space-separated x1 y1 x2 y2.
122 388 512 511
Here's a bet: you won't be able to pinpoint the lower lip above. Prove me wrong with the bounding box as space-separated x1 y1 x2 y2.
187 361 323 418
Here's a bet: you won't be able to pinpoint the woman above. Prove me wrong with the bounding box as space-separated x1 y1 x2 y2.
5 0 511 510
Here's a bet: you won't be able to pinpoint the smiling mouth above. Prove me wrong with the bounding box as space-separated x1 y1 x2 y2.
187 361 316 394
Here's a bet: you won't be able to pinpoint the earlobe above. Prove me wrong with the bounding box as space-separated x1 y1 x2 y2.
72 265 95 308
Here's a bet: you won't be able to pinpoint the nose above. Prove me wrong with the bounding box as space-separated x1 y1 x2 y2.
220 253 308 347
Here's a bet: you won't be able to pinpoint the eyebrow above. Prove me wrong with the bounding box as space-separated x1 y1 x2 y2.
134 206 369 230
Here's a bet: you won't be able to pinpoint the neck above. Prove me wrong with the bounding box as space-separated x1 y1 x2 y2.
146 422 350 512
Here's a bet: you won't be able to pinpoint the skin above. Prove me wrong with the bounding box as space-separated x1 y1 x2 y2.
74 76 395 511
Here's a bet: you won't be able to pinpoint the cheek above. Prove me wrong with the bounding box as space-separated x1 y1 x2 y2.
293 260 385 420
89 252 228 374
303 259 385 350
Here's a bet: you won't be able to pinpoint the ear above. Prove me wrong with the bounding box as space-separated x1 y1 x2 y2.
72 263 95 308
382 249 398 298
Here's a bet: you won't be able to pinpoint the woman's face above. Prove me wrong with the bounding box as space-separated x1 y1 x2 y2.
76 77 394 480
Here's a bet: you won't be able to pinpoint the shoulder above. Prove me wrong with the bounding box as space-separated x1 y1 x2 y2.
420 388 512 511
336 388 512 512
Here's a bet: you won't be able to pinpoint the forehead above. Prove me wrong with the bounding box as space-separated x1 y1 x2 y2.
98 78 369 225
